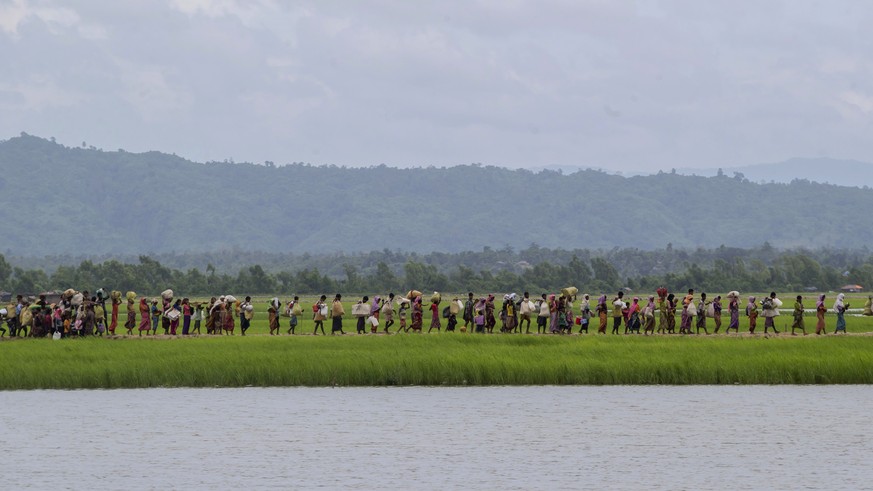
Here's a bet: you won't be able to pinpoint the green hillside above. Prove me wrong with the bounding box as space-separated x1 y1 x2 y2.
1 134 868 255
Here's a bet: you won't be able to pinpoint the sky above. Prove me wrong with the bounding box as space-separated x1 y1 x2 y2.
1 0 872 172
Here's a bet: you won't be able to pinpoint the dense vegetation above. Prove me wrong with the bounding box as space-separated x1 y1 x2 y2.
3 134 873 255
1 335 871 389
2 244 872 295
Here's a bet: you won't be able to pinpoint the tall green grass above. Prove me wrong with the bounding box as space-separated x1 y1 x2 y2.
1 334 871 389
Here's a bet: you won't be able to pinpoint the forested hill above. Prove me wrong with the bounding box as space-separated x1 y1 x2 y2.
1 134 871 255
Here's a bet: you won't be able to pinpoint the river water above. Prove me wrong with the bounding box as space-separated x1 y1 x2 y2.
1 386 870 490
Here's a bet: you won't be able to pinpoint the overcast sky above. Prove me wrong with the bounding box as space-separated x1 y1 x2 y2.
2 0 872 171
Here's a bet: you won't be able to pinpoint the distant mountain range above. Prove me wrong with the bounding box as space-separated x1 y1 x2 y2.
2 134 873 256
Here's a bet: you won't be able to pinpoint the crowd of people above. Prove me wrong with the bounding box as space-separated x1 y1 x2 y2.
1 287 871 339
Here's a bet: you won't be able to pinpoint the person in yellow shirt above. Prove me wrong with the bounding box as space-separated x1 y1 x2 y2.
611 291 625 335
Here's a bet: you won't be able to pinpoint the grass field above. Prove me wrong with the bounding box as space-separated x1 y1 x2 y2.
2 324 873 389
2 292 871 389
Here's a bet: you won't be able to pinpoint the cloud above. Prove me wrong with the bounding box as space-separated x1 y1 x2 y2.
4 0 873 171
0 0 106 39
114 60 193 122
168 0 278 28
840 90 873 114
0 78 86 111
0 0 29 35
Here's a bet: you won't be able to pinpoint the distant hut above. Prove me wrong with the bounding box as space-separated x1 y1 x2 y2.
0 291 11 302
841 284 864 293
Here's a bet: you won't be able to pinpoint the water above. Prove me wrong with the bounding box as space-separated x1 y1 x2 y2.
1 386 870 490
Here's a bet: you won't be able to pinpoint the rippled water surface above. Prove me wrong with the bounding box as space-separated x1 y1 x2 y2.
1 386 870 490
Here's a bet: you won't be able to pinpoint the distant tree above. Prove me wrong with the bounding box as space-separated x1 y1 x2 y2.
11 267 48 293
403 261 448 291
590 257 620 288
0 254 11 284
567 255 593 285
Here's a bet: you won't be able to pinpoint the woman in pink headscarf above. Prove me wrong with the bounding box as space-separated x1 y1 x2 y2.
815 294 827 335
411 296 423 332
138 298 151 336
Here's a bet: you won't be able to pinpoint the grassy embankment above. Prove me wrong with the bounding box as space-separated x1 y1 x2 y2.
2 331 873 389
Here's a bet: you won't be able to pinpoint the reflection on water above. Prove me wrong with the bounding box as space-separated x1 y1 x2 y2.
1 386 870 490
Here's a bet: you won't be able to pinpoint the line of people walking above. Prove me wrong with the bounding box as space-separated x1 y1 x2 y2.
2 287 870 338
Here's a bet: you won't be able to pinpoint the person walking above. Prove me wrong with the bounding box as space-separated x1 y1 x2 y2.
192 302 203 334
240 296 254 336
791 295 807 335
463 292 474 331
331 294 346 335
428 297 441 333
287 296 300 335
833 293 848 334
382 293 395 333
747 296 758 334
657 291 668 334
356 296 369 334
138 298 151 336
268 302 280 335
726 294 740 334
762 292 782 334
815 294 827 335
578 294 591 334
536 294 549 334
108 294 120 335
696 293 709 335
313 295 327 335
642 296 656 335
665 293 677 334
611 291 625 335
711 295 723 333
519 292 533 333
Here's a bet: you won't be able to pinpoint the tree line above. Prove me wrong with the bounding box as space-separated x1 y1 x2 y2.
2 247 871 296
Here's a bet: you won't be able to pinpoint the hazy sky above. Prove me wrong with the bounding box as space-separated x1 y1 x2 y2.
2 0 872 171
